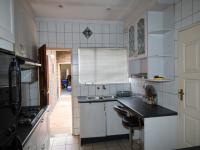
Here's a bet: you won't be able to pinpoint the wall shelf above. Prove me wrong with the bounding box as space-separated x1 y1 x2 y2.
148 29 173 34
145 79 172 83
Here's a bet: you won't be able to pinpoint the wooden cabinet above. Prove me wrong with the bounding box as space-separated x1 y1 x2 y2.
80 103 106 138
105 101 129 136
23 111 50 150
0 0 14 51
80 101 128 138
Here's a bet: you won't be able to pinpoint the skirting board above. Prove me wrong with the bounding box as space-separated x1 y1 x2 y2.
81 134 129 145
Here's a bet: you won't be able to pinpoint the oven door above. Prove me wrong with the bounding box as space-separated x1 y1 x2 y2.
0 49 21 148
0 134 23 150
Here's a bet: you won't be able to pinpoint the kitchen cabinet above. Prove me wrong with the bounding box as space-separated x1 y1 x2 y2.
23 128 37 150
80 101 128 139
14 0 37 60
0 0 14 51
105 101 129 136
80 103 106 138
23 111 50 150
129 6 175 80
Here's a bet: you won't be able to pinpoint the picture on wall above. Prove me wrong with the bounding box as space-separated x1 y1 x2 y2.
137 18 145 55
129 25 136 57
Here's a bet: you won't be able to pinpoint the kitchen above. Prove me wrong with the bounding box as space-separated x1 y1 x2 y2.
0 0 200 150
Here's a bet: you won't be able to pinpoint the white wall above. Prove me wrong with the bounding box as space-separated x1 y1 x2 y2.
36 18 131 135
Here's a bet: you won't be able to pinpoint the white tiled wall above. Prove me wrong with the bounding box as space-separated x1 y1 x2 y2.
21 81 40 106
128 0 200 112
37 18 130 135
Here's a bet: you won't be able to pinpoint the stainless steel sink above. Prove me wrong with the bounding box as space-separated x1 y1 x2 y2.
86 96 116 101
87 96 101 100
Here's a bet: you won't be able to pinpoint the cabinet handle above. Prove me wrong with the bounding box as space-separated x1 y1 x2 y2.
41 118 44 123
41 144 45 150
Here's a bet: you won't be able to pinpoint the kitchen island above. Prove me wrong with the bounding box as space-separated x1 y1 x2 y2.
118 96 178 150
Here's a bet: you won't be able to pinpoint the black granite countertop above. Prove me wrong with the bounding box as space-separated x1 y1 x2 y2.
77 96 117 103
176 146 200 150
117 96 177 118
16 106 47 146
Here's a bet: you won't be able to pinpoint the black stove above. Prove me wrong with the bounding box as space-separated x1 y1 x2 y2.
17 106 44 127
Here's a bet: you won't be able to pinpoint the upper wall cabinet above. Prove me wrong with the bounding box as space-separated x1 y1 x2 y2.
129 6 175 80
14 0 37 60
129 15 147 59
0 0 14 51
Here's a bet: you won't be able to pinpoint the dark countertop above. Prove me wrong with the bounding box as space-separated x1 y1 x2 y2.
117 96 177 118
176 146 200 150
77 96 117 103
16 107 47 146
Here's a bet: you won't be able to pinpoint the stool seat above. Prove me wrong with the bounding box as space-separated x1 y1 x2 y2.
113 105 127 117
122 116 140 128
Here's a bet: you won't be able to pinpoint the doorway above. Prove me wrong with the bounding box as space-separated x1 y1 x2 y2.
177 23 200 148
59 64 71 96
45 49 73 136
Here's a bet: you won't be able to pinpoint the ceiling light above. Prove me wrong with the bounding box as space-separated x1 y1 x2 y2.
58 4 63 8
106 8 111 11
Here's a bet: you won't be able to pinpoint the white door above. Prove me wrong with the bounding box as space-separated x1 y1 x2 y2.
178 24 200 148
105 101 129 136
80 103 106 138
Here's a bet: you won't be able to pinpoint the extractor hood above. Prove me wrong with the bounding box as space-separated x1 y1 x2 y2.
17 56 41 70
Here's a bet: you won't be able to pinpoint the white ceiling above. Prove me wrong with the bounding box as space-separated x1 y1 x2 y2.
28 0 149 21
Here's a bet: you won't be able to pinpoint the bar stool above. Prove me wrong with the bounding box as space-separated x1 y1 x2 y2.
114 106 143 150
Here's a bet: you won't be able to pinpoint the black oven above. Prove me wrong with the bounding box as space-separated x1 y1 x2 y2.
0 49 22 150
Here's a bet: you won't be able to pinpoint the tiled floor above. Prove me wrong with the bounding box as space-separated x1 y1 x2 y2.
49 94 72 135
49 93 142 150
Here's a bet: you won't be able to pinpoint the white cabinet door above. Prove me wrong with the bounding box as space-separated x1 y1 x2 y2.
23 112 50 150
23 129 37 150
105 101 129 136
80 103 106 138
0 0 14 51
37 113 50 150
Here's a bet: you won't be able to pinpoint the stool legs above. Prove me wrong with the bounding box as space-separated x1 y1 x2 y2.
129 128 134 149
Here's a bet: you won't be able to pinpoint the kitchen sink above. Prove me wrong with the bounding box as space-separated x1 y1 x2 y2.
87 96 116 101
87 96 101 100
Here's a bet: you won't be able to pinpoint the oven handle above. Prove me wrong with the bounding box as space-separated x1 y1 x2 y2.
9 58 21 115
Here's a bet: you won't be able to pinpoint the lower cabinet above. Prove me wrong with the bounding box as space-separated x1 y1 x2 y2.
80 101 128 139
80 103 106 138
105 101 129 136
23 111 50 150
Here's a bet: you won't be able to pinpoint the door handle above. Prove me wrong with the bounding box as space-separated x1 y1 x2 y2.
178 89 184 101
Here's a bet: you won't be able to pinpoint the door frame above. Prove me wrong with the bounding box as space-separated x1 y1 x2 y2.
177 22 200 148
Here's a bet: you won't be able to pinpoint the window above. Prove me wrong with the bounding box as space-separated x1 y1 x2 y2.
79 48 128 84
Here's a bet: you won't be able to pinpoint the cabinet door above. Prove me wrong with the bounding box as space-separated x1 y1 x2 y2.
0 0 14 50
23 131 37 150
105 101 129 136
37 113 50 150
80 103 106 138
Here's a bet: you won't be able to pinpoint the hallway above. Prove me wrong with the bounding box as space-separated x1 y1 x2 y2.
49 95 72 135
